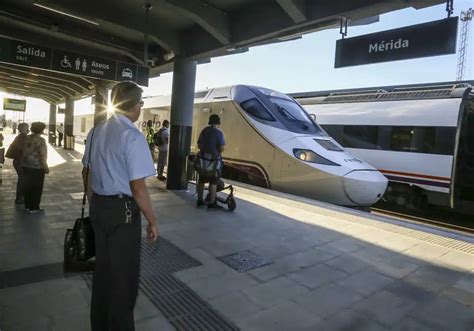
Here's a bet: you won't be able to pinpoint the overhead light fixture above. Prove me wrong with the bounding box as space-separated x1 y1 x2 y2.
33 2 99 26
10 75 40 83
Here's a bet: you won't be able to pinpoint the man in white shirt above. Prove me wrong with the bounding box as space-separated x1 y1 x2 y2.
82 81 159 331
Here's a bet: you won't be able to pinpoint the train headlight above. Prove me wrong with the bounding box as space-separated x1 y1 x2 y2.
298 151 308 161
293 149 340 166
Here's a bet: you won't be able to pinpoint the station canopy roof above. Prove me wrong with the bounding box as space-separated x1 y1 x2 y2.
1 0 444 104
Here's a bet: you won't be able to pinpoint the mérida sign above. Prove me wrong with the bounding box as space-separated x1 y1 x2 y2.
335 17 458 68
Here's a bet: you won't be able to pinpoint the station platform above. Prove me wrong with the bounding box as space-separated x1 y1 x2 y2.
0 140 473 331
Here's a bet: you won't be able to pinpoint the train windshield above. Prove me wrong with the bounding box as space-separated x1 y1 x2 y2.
251 87 326 135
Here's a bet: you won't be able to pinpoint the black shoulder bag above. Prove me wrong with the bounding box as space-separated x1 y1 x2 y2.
63 129 96 272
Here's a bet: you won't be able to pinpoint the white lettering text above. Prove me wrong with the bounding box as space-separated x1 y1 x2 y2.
368 38 409 53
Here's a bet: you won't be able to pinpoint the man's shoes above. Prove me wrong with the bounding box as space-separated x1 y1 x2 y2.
207 201 223 209
157 176 167 181
14 200 24 205
197 200 205 207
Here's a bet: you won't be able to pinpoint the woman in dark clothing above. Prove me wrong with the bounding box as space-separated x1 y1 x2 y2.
22 122 49 213
5 123 29 204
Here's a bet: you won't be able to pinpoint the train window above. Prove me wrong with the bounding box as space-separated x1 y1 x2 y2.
390 127 435 153
321 125 343 144
194 91 208 99
343 126 380 149
434 127 456 155
240 98 276 121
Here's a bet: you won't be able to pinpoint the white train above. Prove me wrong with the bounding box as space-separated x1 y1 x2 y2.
141 85 388 207
292 82 474 214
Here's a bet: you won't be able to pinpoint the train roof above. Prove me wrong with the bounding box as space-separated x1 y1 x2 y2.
143 85 288 108
290 81 474 104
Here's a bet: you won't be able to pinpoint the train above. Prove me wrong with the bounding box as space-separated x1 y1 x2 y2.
291 82 474 214
75 85 389 207
140 85 388 207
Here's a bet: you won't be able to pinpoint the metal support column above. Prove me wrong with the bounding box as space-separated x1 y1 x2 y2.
94 81 108 125
48 103 57 145
64 98 75 150
166 56 197 190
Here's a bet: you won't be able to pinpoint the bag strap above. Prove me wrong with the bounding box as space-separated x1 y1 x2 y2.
81 128 95 219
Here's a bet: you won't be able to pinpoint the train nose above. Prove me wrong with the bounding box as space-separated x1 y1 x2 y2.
343 170 388 206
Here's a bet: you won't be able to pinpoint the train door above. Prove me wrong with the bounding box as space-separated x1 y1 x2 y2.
453 93 474 213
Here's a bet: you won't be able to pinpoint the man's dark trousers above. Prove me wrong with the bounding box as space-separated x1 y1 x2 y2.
90 195 141 331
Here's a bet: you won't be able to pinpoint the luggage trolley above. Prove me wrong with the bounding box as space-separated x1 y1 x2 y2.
187 154 237 211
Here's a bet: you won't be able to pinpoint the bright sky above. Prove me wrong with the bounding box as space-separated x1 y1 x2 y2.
2 1 473 120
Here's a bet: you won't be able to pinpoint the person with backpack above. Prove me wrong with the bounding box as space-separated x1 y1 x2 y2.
196 114 225 209
154 120 169 181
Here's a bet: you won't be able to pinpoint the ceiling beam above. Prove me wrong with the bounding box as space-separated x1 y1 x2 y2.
0 70 78 96
162 0 230 45
32 0 180 52
276 0 307 23
0 77 74 98
3 87 60 104
0 65 91 93
0 15 144 64
1 81 65 100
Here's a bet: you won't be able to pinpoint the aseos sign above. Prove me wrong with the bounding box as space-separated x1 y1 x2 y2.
334 17 458 68
0 36 149 86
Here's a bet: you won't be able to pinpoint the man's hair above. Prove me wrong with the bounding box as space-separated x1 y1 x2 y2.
18 123 28 131
30 122 46 134
208 114 220 125
111 81 143 112
162 119 169 127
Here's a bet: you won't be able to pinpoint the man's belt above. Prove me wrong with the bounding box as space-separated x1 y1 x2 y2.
93 193 133 200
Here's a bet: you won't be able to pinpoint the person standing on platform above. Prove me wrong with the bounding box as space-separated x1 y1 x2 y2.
12 122 17 134
57 123 64 147
196 114 225 209
154 119 169 181
82 81 159 331
6 123 29 204
145 120 155 155
22 122 49 213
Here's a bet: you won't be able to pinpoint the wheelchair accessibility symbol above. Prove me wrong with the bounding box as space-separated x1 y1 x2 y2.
60 55 72 68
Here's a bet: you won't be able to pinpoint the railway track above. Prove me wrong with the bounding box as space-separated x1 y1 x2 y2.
371 207 474 235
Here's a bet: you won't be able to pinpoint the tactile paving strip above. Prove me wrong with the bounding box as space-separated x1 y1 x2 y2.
83 237 239 331
353 217 474 255
217 250 273 272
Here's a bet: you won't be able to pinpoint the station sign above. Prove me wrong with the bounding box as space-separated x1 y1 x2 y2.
334 17 458 68
0 36 149 86
3 98 26 112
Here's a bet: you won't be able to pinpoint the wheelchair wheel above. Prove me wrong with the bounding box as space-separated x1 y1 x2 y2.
227 197 236 211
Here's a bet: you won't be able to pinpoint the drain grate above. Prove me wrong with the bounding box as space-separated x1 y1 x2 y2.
217 250 273 272
82 237 239 330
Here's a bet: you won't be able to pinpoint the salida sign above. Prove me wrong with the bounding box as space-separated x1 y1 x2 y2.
334 17 458 68
0 36 149 86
